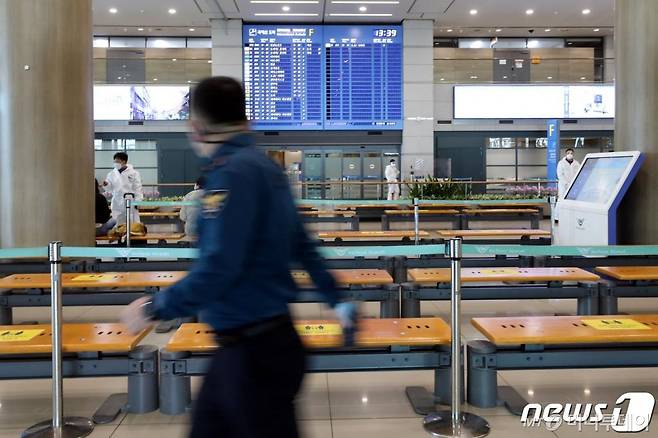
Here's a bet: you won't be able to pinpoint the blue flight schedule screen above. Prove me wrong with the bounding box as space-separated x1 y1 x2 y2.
243 25 323 130
324 25 403 130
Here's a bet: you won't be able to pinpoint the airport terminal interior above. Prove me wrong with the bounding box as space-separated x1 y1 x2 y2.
1 0 658 437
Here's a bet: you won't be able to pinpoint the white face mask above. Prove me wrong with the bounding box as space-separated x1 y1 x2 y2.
390 162 396 167
566 154 574 161
113 162 122 170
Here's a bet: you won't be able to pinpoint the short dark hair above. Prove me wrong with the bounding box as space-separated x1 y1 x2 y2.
565 148 574 154
196 176 206 189
113 152 128 162
390 159 396 163
192 77 247 125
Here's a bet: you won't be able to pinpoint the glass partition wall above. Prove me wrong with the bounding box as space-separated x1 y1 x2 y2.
486 136 613 181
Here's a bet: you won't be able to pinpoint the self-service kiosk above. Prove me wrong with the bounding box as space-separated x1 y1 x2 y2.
557 151 644 245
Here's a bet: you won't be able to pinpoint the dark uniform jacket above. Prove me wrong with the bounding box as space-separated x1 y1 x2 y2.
152 133 342 332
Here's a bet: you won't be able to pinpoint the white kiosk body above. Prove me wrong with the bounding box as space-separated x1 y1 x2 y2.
557 151 644 245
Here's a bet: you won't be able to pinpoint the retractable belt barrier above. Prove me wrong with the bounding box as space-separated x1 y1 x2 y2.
5 243 658 262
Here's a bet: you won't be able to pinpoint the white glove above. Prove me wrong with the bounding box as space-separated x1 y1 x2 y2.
120 297 154 335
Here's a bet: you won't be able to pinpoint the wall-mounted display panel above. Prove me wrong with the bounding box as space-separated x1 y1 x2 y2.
94 85 190 121
454 85 615 119
242 24 403 131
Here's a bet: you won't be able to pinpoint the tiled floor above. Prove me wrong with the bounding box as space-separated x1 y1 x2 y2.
3 295 658 437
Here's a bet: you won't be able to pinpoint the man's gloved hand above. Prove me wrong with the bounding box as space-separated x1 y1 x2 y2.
120 296 155 335
334 302 359 346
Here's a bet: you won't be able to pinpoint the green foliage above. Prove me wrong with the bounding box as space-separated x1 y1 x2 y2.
406 176 469 200
405 176 547 201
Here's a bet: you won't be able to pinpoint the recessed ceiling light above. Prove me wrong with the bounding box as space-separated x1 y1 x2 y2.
544 28 551 32
168 8 177 14
359 6 367 12
469 9 478 15
207 60 212 63
189 28 196 32
547 76 553 79
187 80 192 83
582 9 591 15
256 13 319 16
172 58 177 62
329 13 392 16
109 7 118 14
495 28 502 32
526 9 534 15
282 5 291 11
117 76 122 80
446 29 453 32
470 75 478 79
137 27 144 31
440 78 445 81
593 28 600 32
580 76 587 80
502 75 508 79
153 78 158 81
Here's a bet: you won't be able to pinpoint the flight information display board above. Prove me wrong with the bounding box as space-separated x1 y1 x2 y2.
324 25 403 130
243 24 403 130
243 25 324 130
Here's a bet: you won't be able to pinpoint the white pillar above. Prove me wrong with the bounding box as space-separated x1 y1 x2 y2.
210 19 243 80
402 19 435 181
615 0 658 243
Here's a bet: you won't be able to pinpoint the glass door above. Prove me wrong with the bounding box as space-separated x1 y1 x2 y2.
363 153 383 199
324 151 342 200
302 152 323 199
342 153 362 199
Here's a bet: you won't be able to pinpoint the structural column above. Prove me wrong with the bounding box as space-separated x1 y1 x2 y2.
0 0 94 247
211 19 243 80
402 19 435 182
615 0 658 244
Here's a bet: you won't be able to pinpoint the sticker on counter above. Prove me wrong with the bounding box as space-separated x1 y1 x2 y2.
295 324 342 336
71 274 116 282
0 329 44 342
582 319 650 330
477 269 520 275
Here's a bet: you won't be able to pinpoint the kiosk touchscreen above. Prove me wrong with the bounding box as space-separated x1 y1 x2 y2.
557 151 644 245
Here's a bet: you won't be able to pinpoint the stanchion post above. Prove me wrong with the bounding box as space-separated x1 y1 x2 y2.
124 193 135 248
23 242 94 438
414 198 420 246
51 241 64 430
423 239 490 437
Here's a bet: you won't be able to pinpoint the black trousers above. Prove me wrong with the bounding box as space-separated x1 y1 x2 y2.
189 317 306 438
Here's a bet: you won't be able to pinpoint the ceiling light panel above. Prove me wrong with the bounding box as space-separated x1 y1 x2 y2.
324 0 406 22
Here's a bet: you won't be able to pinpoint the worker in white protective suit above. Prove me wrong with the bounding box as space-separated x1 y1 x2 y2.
384 159 400 200
557 148 581 199
554 148 581 223
103 152 144 225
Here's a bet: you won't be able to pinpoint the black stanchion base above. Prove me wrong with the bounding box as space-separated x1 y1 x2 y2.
423 411 490 437
22 417 94 438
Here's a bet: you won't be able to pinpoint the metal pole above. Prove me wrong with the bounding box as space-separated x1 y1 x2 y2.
414 198 420 245
23 243 94 437
50 241 63 431
125 193 135 248
449 239 462 428
423 239 490 437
